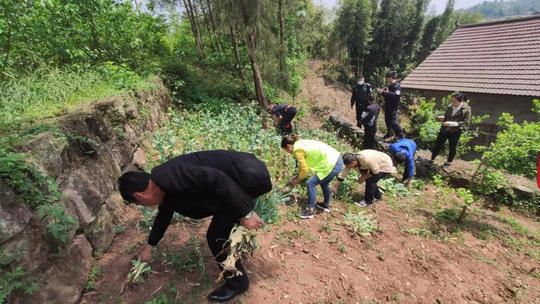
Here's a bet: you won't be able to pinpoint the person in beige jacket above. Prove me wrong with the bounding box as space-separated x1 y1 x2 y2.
333 150 397 207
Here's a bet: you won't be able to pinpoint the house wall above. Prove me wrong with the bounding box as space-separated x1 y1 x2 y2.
406 89 538 124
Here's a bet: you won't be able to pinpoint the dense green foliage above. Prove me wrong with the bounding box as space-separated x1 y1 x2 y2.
476 100 540 179
467 0 540 19
0 0 166 75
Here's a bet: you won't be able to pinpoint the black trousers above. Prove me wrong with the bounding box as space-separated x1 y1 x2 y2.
431 130 462 163
206 168 271 290
206 213 249 290
384 106 403 138
365 173 388 204
280 107 297 134
363 124 377 150
355 103 367 128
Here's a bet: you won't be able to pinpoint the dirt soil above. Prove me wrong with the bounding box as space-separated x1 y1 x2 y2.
79 61 540 304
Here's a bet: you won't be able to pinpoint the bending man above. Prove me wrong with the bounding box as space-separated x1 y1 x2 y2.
333 150 396 207
118 150 272 302
389 138 417 189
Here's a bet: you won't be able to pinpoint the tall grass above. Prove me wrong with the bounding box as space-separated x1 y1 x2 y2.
0 64 152 132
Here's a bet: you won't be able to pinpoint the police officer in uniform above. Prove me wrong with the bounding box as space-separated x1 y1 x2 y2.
117 150 272 302
350 75 372 128
378 71 404 142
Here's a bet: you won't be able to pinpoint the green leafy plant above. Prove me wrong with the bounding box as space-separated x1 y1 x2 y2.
456 188 475 222
0 249 38 303
0 149 62 208
85 263 102 291
114 224 126 234
341 212 377 236
139 206 158 232
163 238 206 277
37 204 78 247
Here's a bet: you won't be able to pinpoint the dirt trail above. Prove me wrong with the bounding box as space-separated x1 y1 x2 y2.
297 60 356 129
80 61 539 304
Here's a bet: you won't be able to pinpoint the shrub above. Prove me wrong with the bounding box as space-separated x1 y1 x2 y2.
478 103 540 178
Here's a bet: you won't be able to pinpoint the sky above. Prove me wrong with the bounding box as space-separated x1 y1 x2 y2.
312 0 496 14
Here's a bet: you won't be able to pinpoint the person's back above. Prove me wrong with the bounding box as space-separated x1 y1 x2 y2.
357 149 396 174
150 150 272 218
389 138 416 156
293 139 340 178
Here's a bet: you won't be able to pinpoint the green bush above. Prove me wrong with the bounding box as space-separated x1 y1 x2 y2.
479 103 540 178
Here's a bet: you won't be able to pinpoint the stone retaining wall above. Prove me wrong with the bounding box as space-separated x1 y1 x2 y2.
1 79 171 303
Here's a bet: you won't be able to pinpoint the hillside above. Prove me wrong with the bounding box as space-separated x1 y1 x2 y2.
467 0 540 19
77 61 539 304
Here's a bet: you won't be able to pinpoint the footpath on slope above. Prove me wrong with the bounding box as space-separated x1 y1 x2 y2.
80 63 539 304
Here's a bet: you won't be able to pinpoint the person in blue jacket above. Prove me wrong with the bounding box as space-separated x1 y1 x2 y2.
388 138 416 189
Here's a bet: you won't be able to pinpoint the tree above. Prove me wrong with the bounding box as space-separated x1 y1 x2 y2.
433 0 455 47
182 0 205 63
415 16 439 63
403 0 428 62
334 0 373 78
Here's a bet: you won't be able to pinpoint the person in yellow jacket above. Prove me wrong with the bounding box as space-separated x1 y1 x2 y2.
333 150 396 207
281 134 344 219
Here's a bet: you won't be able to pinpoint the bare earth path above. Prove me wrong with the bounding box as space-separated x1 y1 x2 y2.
80 61 539 304
297 60 356 129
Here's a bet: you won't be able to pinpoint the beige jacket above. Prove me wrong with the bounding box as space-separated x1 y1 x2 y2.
340 150 397 178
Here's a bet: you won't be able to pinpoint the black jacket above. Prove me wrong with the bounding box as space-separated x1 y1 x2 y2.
360 102 380 127
148 150 272 246
350 83 372 109
382 82 401 110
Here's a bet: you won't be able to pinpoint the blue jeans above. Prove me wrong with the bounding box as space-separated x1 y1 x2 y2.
306 157 344 208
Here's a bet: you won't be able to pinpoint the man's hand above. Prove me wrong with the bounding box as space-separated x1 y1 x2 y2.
442 121 451 127
288 177 301 188
331 184 339 194
357 173 371 185
140 244 153 262
240 211 264 230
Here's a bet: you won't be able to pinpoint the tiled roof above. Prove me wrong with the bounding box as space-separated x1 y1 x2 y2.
402 15 540 97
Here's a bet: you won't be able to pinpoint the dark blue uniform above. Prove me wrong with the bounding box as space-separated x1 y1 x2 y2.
382 82 404 139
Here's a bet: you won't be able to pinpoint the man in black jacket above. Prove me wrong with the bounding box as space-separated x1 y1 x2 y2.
118 150 272 302
358 92 380 149
378 71 404 142
350 75 372 128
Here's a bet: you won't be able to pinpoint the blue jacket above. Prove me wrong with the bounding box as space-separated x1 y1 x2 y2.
389 138 416 180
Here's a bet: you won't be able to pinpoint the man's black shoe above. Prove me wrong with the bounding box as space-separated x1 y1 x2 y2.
208 284 247 302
